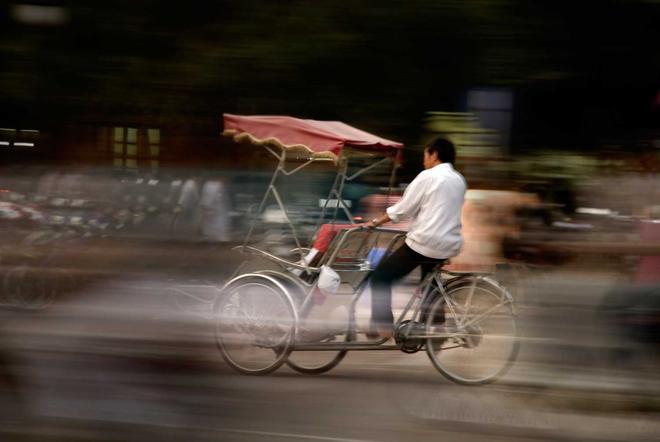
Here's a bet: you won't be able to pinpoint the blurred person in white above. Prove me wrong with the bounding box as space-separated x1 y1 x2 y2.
365 138 467 338
35 170 60 199
174 175 201 233
199 175 232 242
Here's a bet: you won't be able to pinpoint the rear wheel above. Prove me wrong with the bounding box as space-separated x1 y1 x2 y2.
214 275 297 375
426 277 519 385
286 320 350 375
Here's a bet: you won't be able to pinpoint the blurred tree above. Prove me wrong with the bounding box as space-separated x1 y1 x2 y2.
0 0 657 154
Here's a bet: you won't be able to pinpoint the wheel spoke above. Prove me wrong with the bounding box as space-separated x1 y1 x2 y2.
461 277 478 324
215 278 296 375
461 300 510 328
426 280 519 385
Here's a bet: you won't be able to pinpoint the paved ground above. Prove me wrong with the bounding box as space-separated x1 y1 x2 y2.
1 261 658 442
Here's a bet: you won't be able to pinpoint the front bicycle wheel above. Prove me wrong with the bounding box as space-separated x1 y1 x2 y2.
214 275 297 375
426 277 519 385
286 308 351 374
285 338 349 374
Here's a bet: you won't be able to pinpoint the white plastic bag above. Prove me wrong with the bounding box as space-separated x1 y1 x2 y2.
318 265 341 293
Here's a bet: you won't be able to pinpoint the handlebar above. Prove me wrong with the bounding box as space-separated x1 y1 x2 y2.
322 225 406 268
352 225 406 235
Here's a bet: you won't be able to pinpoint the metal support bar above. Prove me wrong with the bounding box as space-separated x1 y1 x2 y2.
461 300 511 329
242 153 284 247
315 228 406 347
371 157 400 247
327 189 355 223
459 276 480 326
395 293 421 325
312 160 345 241
242 147 332 254
271 186 305 261
292 343 401 351
345 156 392 181
233 246 320 273
281 158 324 176
331 159 351 224
263 146 283 161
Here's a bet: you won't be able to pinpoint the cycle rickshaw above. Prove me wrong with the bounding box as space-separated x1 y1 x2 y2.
215 114 519 385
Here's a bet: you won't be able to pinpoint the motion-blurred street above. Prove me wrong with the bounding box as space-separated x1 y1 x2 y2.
1 2 659 440
1 240 658 442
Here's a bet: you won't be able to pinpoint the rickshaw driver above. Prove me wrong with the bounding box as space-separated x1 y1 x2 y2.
364 137 467 339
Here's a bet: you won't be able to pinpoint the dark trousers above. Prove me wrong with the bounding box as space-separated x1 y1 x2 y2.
370 243 444 327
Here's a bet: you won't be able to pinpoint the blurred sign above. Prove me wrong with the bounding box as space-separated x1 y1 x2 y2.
10 4 69 26
424 112 501 158
467 88 513 149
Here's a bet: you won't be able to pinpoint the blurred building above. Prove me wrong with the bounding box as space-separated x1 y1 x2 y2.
2 1 658 172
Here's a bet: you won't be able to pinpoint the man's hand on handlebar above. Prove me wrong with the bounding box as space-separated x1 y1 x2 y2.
364 213 391 230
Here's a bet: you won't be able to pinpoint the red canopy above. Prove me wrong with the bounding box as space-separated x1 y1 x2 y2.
223 114 403 160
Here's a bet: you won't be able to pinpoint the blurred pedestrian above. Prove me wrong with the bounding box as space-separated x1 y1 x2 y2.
199 175 231 243
173 175 201 233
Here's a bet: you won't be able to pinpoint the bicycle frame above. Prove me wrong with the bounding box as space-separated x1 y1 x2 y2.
289 226 508 351
226 224 517 353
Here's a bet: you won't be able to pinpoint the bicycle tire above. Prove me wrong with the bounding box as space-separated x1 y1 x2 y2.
250 269 350 375
286 330 350 375
426 277 519 385
214 274 297 375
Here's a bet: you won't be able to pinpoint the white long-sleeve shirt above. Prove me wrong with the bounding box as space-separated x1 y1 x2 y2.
386 163 466 259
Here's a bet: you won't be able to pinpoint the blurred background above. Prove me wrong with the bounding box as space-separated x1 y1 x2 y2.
0 1 659 441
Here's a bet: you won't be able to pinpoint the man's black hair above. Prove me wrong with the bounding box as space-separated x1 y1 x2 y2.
426 137 456 165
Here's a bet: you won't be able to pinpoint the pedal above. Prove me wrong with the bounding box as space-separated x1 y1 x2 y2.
395 320 424 354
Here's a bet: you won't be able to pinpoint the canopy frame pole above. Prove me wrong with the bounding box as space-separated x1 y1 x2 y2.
270 185 305 261
241 149 287 249
308 156 354 240
307 154 396 248
330 157 353 225
263 146 282 161
281 158 319 176
329 155 395 224
345 156 391 182
313 159 345 234
372 155 400 245
242 148 329 263
241 146 399 261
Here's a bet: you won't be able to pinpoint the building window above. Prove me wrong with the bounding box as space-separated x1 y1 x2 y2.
147 128 160 157
112 127 160 170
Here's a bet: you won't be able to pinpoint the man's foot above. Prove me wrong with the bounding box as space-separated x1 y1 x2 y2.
296 327 339 342
365 323 394 340
297 306 348 342
297 324 346 342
